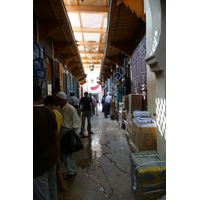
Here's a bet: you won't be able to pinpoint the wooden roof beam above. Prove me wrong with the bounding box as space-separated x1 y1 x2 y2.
39 20 64 42
79 50 104 54
54 41 71 59
67 61 79 71
71 66 82 75
65 6 108 13
102 72 110 79
104 69 113 76
111 40 132 58
77 41 105 46
81 57 103 60
73 28 106 33
63 54 77 65
106 55 123 67
117 0 146 22
76 74 86 81
82 61 101 65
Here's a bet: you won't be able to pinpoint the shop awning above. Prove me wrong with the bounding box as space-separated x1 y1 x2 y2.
91 85 99 90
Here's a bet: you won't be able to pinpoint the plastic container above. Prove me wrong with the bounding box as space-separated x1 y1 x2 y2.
133 111 150 118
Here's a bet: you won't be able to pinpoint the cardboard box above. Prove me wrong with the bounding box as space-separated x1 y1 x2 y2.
129 94 143 113
122 110 127 120
123 95 129 110
127 121 132 135
132 119 157 151
127 111 133 122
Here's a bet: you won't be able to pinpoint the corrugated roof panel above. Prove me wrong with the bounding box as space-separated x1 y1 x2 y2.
74 32 83 41
103 17 107 29
81 13 102 28
68 13 80 28
78 46 84 51
83 33 100 42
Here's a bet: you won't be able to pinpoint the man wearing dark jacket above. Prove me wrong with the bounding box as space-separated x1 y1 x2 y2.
79 92 95 135
33 84 60 200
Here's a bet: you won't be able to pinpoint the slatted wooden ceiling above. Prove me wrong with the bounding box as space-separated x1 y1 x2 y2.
34 0 145 85
64 0 109 77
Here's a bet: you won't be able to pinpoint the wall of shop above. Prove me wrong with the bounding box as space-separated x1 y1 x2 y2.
144 0 166 159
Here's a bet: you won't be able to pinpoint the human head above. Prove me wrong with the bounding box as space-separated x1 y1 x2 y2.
109 92 111 96
43 96 56 107
70 91 74 96
33 84 42 102
56 91 67 108
89 93 92 97
84 92 88 98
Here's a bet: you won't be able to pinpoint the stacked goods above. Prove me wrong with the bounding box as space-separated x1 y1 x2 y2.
127 121 132 135
127 94 143 126
123 95 129 110
122 109 127 120
129 94 143 113
130 150 166 200
131 111 156 152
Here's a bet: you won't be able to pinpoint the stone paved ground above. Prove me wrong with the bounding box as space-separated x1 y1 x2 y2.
57 105 135 200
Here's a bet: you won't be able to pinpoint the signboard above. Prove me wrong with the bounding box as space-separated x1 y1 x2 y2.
114 72 121 80
114 80 119 85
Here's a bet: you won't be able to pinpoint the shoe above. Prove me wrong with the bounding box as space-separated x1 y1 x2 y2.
79 132 83 135
105 116 108 118
63 173 77 180
89 131 94 134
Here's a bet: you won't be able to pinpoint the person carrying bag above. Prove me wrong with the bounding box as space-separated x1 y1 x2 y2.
60 128 83 154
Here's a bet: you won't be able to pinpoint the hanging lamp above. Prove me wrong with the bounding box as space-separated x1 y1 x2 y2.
89 52 94 71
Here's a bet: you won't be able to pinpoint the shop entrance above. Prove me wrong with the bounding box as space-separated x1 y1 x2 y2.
131 35 147 110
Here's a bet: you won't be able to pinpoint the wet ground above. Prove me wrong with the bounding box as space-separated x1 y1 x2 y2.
57 105 135 200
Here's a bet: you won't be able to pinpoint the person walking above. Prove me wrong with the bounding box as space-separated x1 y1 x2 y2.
33 84 60 200
104 92 112 118
70 91 79 113
44 96 66 191
101 95 105 112
56 91 80 180
89 93 94 117
79 92 95 135
94 95 99 116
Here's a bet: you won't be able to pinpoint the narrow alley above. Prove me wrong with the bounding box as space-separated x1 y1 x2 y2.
58 105 135 200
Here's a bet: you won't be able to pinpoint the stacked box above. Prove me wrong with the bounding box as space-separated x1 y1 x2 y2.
129 94 143 113
123 95 129 110
127 121 132 135
122 110 127 120
132 119 157 152
130 150 166 200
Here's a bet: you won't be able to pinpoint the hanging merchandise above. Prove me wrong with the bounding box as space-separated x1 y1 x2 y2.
33 42 48 97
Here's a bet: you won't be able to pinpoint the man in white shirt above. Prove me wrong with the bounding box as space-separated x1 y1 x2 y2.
56 92 80 180
70 92 79 113
104 92 112 118
89 93 95 116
